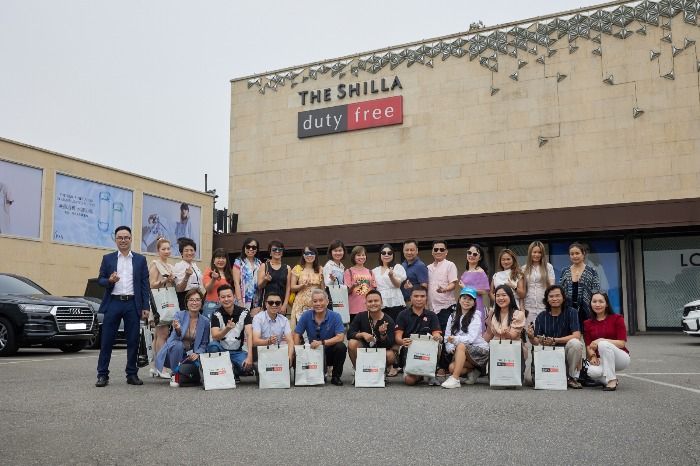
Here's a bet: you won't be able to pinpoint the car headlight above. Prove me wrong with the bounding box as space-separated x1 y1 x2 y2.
18 304 53 313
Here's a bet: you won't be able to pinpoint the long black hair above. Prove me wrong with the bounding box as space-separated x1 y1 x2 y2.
451 294 477 335
210 248 234 286
377 243 396 267
493 284 519 327
238 237 258 260
465 243 489 276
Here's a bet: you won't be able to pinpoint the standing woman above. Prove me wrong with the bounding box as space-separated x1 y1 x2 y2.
584 292 629 391
521 241 555 327
174 238 203 312
323 239 346 286
489 249 526 310
148 237 176 379
559 242 600 331
344 246 376 323
233 237 262 317
458 243 490 333
258 239 291 309
290 244 324 328
372 244 407 323
202 248 233 320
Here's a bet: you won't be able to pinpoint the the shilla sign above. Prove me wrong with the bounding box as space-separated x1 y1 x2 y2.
297 96 403 138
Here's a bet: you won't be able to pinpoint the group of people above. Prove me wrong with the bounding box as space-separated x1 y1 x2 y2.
94 227 629 392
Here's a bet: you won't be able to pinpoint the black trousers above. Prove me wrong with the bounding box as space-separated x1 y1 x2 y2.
324 342 347 378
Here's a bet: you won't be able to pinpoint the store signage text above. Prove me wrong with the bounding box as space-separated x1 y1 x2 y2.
298 76 402 106
681 253 700 266
297 96 403 138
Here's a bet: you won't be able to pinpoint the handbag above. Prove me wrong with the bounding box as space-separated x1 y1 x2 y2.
489 339 522 387
355 347 386 387
327 282 350 324
137 323 151 368
404 334 439 377
173 359 201 385
151 286 178 325
294 344 325 386
200 352 236 390
533 345 567 390
258 345 291 389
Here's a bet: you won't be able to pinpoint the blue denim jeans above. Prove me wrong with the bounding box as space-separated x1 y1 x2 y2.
206 341 250 375
202 301 219 320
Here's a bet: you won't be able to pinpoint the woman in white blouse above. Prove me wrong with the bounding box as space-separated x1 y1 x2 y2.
489 248 526 310
173 238 203 311
372 243 406 322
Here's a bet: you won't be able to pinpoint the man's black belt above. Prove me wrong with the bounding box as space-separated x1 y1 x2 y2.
112 294 134 301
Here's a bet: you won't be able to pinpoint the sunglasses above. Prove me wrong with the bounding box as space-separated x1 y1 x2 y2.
266 300 282 306
315 324 321 339
303 251 316 256
381 250 393 255
467 251 480 256
245 244 258 250
433 247 446 252
270 247 284 253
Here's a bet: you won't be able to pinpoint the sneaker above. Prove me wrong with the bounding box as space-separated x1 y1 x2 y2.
464 370 479 385
567 376 583 389
234 374 241 383
169 376 179 388
428 376 440 386
441 376 461 389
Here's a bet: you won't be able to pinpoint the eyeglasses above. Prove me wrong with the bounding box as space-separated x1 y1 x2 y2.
467 251 479 256
187 298 202 303
245 244 258 250
116 236 131 241
270 247 284 253
303 251 316 256
381 250 393 255
315 324 321 340
266 300 282 306
433 247 446 253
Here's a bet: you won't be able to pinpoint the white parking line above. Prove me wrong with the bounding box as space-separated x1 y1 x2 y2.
622 372 700 375
0 354 103 365
618 373 700 394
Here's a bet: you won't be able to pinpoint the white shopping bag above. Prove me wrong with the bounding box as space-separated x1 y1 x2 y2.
328 285 350 324
258 345 291 389
355 347 386 388
294 345 325 386
404 334 438 377
151 286 178 324
143 325 154 364
200 352 236 390
533 346 567 391
489 339 522 387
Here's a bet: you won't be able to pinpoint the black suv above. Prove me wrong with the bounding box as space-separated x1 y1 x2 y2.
0 273 98 356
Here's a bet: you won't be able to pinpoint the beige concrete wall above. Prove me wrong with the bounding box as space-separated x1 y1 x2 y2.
0 138 213 297
230 12 700 233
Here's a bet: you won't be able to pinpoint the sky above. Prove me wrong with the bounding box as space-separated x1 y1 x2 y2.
0 0 593 211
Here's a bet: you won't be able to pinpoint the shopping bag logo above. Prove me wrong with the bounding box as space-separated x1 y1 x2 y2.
301 364 318 370
413 353 431 361
362 367 380 373
160 303 175 310
496 360 515 367
265 365 284 372
541 367 559 373
208 369 228 375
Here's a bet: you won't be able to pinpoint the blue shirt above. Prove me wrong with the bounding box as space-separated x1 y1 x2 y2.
401 258 429 300
294 309 345 341
534 307 580 345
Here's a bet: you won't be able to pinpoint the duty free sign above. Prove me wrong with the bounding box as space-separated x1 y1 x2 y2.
297 96 403 138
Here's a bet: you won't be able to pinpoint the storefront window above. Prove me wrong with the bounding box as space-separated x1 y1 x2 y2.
643 236 700 329
551 240 622 314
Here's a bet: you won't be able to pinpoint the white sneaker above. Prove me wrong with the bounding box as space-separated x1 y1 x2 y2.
464 370 479 385
441 376 461 389
169 376 179 388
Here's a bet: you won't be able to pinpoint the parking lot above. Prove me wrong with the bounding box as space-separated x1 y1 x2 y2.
1 334 698 465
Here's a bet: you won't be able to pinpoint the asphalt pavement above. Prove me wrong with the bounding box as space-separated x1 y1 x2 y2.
0 334 698 465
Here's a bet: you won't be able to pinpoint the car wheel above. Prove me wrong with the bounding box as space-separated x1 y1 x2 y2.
0 317 19 357
86 327 102 350
56 341 87 353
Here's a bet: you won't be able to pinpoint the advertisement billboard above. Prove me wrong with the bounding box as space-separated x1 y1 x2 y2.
0 159 43 239
141 194 201 259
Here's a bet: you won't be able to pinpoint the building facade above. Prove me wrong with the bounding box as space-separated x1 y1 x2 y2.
0 137 214 297
218 0 700 332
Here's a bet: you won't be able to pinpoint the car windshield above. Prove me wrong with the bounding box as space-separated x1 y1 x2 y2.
0 275 49 295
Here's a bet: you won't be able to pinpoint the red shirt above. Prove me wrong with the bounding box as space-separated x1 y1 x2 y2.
583 314 629 355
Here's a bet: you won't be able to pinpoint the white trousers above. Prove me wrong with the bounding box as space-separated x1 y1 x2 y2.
587 341 630 383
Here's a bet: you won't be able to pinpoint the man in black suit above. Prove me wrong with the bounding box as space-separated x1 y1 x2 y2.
95 226 151 387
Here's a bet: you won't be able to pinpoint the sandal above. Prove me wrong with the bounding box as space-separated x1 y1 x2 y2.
603 379 618 391
567 376 583 389
387 367 399 377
